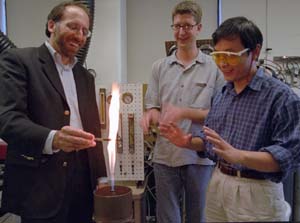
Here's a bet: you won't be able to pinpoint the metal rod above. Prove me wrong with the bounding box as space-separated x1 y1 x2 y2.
94 137 111 142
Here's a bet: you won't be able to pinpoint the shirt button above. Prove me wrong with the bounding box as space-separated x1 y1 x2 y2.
64 110 70 116
63 162 68 167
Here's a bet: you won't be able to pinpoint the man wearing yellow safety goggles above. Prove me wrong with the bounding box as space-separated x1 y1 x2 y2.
210 30 261 92
159 16 300 222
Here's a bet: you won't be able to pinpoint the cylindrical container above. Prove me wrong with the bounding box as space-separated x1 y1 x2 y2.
94 185 133 223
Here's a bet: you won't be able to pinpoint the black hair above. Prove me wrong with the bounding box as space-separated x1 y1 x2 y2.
212 16 263 51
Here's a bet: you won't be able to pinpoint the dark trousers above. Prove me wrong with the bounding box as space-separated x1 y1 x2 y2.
22 151 94 223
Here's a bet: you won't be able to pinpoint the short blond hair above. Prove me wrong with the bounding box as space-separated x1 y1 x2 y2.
172 1 202 24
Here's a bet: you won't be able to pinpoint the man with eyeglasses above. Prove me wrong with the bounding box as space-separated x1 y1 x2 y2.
159 16 300 222
141 1 224 222
0 2 106 223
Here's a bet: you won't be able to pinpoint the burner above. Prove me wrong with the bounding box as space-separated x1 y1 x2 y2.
94 185 133 223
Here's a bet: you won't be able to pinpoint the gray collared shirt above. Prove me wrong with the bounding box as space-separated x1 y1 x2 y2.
145 50 224 167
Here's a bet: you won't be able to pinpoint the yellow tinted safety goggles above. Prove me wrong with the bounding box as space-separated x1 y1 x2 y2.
210 48 249 66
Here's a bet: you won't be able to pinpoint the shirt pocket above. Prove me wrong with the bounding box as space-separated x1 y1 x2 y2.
189 83 213 108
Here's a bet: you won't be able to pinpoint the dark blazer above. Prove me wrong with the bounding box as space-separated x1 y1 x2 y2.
0 44 106 218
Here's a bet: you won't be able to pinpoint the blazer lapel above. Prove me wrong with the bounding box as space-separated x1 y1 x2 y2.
38 44 67 102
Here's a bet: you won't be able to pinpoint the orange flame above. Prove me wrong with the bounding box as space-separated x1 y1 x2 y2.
107 83 120 191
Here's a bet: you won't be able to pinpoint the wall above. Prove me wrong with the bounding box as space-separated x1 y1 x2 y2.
86 0 126 88
267 0 300 57
126 0 218 83
6 0 62 47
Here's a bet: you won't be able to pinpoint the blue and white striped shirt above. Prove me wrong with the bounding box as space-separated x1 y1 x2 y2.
192 68 300 182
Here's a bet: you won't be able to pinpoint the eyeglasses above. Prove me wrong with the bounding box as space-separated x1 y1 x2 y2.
59 22 91 38
210 48 249 66
171 23 197 31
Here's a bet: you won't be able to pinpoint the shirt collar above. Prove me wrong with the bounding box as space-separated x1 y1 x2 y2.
167 49 206 65
247 67 265 91
45 41 77 69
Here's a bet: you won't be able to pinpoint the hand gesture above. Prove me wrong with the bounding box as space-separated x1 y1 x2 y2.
53 126 96 152
140 109 161 134
203 126 242 165
159 122 192 148
160 103 184 124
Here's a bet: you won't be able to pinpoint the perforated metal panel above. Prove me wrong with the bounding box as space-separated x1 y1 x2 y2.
116 83 144 180
102 83 145 181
